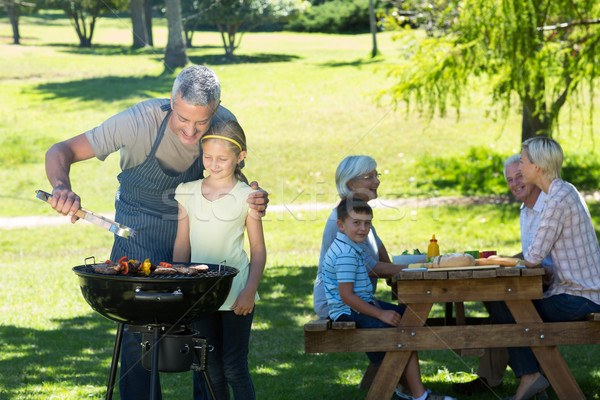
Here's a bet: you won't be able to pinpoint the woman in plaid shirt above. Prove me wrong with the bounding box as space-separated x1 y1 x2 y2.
489 137 600 400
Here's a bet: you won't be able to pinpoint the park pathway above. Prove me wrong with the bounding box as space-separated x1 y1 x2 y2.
1 194 515 229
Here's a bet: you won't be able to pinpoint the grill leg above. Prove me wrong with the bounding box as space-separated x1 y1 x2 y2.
106 323 124 400
150 327 160 400
191 337 216 400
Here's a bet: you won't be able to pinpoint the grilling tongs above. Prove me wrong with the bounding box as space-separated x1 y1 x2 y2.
36 190 136 239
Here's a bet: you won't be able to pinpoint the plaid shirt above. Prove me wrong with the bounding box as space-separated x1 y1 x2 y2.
526 179 600 305
520 191 553 268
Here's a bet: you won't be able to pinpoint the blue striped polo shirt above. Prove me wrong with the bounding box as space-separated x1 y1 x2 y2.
322 232 375 320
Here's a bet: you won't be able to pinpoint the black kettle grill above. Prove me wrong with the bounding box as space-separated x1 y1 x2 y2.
73 259 238 400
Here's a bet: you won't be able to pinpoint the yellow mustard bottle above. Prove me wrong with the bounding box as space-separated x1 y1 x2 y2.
427 234 440 258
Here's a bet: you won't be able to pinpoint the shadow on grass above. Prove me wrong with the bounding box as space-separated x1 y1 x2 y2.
0 314 117 399
250 264 374 398
52 43 167 56
40 43 300 64
33 52 300 103
319 57 385 68
34 74 174 103
189 53 301 65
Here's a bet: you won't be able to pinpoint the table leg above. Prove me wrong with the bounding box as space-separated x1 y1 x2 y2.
444 302 453 325
454 302 466 325
505 300 585 400
366 303 433 400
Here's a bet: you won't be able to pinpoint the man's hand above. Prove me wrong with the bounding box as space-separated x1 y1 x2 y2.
248 181 269 217
51 187 82 224
45 133 95 224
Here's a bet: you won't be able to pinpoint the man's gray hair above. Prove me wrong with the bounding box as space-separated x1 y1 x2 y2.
172 65 221 109
336 155 377 199
503 154 521 180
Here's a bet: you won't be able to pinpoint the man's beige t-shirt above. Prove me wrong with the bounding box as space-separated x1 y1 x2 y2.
85 98 236 174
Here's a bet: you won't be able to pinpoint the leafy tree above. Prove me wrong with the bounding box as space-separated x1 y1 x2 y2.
190 0 308 58
286 0 372 33
164 0 189 69
47 0 128 47
1 0 36 44
382 0 600 142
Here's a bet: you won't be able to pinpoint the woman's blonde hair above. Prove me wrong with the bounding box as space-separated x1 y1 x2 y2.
201 120 248 184
521 136 563 181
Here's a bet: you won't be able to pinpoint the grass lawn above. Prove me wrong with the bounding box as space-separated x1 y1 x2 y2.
1 11 600 400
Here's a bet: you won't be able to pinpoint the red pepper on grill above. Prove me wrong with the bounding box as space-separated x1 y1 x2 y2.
115 256 128 275
159 262 173 268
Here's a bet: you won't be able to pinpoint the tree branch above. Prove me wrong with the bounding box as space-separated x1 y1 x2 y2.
538 18 600 31
14 0 36 7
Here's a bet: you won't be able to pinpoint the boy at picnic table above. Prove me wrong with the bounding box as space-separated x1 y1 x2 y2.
321 197 456 400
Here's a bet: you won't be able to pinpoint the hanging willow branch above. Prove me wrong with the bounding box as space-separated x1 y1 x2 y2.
538 17 600 31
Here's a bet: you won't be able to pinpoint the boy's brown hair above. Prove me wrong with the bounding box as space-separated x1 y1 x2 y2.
337 197 373 222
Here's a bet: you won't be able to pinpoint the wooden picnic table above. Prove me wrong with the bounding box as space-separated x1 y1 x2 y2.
367 266 588 400
305 266 600 399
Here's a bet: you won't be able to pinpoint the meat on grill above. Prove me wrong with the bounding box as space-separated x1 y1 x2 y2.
93 264 121 275
92 261 211 276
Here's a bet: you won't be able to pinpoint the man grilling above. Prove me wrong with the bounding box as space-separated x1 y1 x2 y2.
45 65 268 400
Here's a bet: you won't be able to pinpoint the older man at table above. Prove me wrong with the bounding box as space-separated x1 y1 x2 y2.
452 154 554 395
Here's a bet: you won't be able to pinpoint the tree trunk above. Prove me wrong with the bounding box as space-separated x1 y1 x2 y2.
184 27 193 48
164 0 189 69
217 23 236 58
131 0 149 48
521 99 551 142
144 0 153 46
4 0 21 44
369 0 377 57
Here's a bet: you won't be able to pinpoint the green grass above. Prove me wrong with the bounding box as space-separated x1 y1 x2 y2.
3 204 600 399
1 12 600 400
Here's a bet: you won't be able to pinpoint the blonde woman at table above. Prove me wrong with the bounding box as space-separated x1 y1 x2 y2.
488 137 600 400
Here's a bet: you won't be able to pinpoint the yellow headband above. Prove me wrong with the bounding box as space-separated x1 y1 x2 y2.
201 135 243 151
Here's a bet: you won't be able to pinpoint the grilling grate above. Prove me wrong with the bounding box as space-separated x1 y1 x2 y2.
75 264 235 279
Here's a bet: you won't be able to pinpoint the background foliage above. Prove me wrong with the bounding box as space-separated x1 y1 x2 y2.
380 0 600 140
285 0 376 33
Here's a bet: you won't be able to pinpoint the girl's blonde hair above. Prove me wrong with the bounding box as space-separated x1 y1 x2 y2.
201 120 248 184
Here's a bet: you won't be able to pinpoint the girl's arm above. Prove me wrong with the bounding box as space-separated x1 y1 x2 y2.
173 204 191 263
338 282 401 327
231 213 266 316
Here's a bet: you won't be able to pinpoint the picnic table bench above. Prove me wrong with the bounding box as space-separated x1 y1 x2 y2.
305 266 600 399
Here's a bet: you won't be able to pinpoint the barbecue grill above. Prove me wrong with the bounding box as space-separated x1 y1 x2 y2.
73 258 239 400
